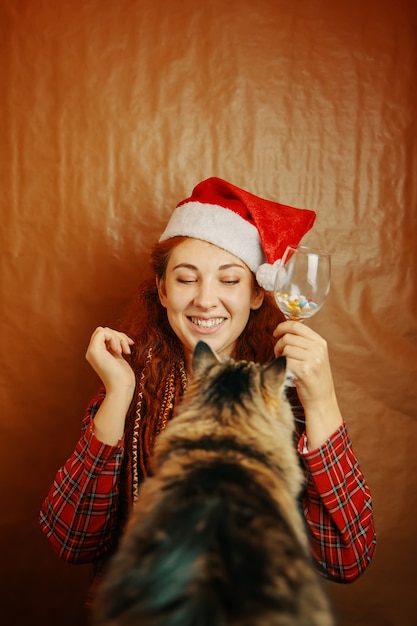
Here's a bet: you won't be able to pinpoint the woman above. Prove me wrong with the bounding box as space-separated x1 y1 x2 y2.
40 177 376 604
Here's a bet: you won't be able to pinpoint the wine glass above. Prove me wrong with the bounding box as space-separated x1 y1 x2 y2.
274 245 331 384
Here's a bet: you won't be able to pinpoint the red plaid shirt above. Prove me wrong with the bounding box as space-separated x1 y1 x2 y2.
40 389 376 588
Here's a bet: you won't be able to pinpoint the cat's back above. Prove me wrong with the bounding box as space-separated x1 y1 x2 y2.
102 455 332 626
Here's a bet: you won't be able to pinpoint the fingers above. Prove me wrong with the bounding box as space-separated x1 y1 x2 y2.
85 327 136 392
272 321 333 395
119 335 134 354
108 332 134 356
273 319 315 340
88 326 135 357
273 321 329 372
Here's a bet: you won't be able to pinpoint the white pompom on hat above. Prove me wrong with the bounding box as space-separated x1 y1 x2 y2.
159 177 316 289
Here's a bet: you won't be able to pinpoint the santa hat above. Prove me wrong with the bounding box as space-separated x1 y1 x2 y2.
159 177 316 290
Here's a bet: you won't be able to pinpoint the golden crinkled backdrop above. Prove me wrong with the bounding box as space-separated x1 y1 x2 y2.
1 1 416 624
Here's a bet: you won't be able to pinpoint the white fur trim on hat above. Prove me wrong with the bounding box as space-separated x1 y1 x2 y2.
159 201 266 272
255 260 284 292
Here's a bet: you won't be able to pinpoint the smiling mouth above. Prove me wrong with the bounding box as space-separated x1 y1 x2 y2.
190 317 226 328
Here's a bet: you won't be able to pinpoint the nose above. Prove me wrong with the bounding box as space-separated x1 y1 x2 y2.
193 279 217 309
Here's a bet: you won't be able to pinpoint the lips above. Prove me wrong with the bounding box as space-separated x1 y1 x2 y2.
190 317 226 329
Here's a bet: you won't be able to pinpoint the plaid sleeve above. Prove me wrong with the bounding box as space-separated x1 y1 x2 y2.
39 389 124 564
298 423 376 582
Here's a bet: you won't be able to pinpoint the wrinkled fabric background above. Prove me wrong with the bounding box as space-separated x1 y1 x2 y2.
1 1 416 625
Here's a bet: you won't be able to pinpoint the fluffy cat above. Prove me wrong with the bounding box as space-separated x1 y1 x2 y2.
93 341 334 626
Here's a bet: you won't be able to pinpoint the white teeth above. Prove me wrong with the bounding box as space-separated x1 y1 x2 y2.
191 317 224 328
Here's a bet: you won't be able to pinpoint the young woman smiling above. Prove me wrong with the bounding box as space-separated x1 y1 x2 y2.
40 177 376 608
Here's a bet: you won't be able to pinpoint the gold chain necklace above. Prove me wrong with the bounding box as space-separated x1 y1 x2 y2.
132 347 153 502
157 359 187 435
132 354 187 502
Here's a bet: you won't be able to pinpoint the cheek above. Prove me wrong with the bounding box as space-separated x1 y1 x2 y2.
164 286 189 313
229 293 253 325
233 289 253 311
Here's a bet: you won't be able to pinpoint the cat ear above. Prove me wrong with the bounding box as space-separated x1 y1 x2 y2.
261 356 287 389
192 341 219 375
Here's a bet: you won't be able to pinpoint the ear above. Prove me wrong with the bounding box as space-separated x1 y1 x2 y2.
192 341 219 376
250 287 264 311
156 276 167 308
261 356 287 390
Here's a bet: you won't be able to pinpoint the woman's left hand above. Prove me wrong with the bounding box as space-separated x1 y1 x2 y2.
273 320 343 449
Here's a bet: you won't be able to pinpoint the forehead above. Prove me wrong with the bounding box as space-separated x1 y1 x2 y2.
168 238 251 271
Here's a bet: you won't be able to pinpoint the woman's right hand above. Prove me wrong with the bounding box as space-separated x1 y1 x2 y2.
86 326 136 394
86 327 136 445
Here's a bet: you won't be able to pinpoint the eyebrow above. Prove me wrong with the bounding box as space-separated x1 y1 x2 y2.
172 263 246 271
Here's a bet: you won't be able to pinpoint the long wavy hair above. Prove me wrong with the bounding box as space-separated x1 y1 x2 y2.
119 237 284 492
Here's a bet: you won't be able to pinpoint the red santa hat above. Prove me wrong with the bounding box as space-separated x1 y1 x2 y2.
159 177 316 290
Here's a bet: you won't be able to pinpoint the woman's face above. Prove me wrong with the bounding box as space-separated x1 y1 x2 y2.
157 238 263 367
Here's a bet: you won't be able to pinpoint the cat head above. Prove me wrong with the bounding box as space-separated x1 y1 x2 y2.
188 341 291 431
192 340 287 395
